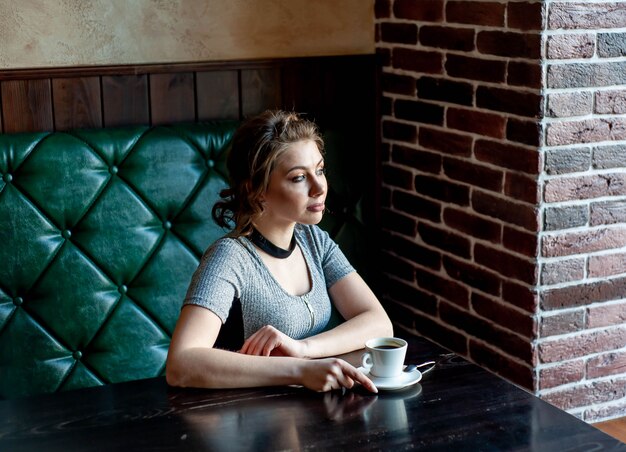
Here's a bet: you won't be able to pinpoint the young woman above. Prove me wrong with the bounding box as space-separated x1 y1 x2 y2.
166 110 393 393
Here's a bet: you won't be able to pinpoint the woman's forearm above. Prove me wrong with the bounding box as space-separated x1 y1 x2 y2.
166 346 378 393
166 347 303 389
301 309 393 359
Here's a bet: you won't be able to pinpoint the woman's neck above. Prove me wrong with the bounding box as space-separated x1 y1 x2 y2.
251 221 296 250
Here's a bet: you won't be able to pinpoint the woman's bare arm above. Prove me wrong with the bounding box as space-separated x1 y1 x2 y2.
165 305 377 392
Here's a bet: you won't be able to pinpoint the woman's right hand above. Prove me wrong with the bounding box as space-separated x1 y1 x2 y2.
299 358 377 393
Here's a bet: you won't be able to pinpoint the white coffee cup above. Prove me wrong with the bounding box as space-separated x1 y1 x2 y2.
361 337 407 378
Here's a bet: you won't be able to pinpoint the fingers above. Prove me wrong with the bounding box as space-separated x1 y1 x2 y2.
321 359 377 394
341 361 378 394
240 325 280 356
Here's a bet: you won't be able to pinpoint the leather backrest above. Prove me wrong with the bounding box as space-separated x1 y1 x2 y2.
0 122 371 398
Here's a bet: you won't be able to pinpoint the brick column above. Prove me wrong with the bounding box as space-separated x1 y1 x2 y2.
375 0 626 422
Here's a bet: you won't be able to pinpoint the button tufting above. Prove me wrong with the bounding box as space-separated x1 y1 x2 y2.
119 285 128 295
206 159 215 168
73 351 82 360
110 165 118 175
163 220 172 230
3 173 12 183
62 229 72 239
13 297 23 306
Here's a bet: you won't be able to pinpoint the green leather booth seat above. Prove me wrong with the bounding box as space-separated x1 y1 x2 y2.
0 122 371 399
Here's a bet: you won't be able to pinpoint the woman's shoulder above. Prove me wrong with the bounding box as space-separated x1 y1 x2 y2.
202 235 249 261
295 224 333 250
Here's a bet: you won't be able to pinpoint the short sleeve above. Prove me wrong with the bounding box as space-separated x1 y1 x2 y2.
183 238 244 323
303 225 354 288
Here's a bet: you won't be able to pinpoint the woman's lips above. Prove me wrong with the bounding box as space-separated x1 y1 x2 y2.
307 203 325 212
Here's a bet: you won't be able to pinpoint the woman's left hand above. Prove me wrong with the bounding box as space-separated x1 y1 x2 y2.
239 325 307 357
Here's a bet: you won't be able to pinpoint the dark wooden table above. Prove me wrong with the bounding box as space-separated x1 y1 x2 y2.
1 336 624 451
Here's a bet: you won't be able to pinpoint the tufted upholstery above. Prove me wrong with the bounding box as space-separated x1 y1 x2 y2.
0 122 371 399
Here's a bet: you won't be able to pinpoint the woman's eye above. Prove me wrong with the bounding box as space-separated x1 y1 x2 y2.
292 175 305 183
316 167 326 176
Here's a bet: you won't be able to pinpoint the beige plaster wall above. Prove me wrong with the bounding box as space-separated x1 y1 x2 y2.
0 0 374 69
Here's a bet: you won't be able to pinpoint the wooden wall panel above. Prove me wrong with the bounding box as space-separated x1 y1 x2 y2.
0 56 375 134
102 75 149 127
1 80 53 133
241 68 282 118
52 77 102 131
149 73 195 125
196 70 239 121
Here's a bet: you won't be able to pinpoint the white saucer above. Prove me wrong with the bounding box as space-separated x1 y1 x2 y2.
358 366 422 391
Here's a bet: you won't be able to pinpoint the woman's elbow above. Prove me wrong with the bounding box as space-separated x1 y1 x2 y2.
165 353 186 388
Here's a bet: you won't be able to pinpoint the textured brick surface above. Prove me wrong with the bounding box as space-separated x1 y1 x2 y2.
542 377 626 411
416 77 473 106
392 144 442 174
475 243 537 284
547 92 593 117
548 2 626 30
597 32 626 57
447 108 506 138
393 0 443 21
507 1 543 31
418 127 472 157
543 204 589 231
539 361 585 390
587 302 626 328
477 31 541 58
392 48 443 74
446 1 505 26
539 327 626 363
441 303 534 363
473 190 539 231
444 157 503 192
595 90 626 115
508 61 542 88
443 207 502 242
471 292 536 338
476 86 542 118
507 119 542 146
505 173 539 204
544 147 591 174
540 258 585 285
541 276 626 309
542 227 626 257
475 139 541 174
546 117 626 146
540 310 585 337
469 340 534 390
377 0 626 419
380 22 417 44
446 55 506 82
547 62 626 89
546 34 595 59
419 26 475 51
587 351 626 379
588 251 626 278
544 173 626 202
395 99 444 125
443 256 500 295
590 200 626 225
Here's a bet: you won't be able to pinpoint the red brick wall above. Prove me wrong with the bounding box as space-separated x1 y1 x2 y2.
375 0 626 422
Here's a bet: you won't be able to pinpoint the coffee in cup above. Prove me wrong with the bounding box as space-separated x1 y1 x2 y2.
361 337 407 378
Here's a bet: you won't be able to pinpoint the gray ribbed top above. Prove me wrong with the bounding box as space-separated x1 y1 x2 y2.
183 224 354 340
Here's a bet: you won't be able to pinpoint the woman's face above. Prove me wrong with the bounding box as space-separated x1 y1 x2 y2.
260 140 326 228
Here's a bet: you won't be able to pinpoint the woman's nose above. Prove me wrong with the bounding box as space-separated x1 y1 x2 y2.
310 175 326 197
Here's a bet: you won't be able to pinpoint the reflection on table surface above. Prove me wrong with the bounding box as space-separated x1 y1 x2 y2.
0 336 623 451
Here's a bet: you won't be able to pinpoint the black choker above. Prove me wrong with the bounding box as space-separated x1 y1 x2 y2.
249 228 296 259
